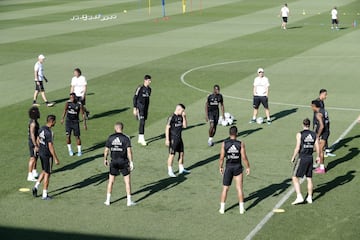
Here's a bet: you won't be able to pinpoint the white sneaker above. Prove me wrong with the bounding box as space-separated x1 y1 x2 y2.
306 196 313 204
32 171 39 178
168 172 176 177
27 176 37 182
325 152 336 157
104 201 110 206
179 168 191 174
219 208 225 214
138 140 147 146
46 102 55 107
127 201 136 207
292 196 304 205
68 150 74 156
240 207 245 214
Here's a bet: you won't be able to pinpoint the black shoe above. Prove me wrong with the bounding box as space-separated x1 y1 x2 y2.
85 111 90 120
32 187 38 197
41 195 52 200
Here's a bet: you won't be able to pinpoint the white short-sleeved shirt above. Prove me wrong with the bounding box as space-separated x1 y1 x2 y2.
253 76 270 96
331 9 338 19
34 61 44 81
71 75 87 97
281 6 290 17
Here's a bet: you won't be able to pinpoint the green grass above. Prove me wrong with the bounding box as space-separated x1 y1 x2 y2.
1 0 360 239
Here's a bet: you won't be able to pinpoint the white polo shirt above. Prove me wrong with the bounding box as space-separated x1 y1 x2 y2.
71 75 87 97
253 76 270 96
34 61 44 81
331 9 338 19
281 6 289 17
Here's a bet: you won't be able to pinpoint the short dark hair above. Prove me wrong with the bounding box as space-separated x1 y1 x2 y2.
229 126 238 136
311 100 321 108
214 84 220 90
178 103 186 110
319 89 327 94
303 118 311 127
28 106 40 120
74 68 82 75
47 115 56 123
144 74 152 80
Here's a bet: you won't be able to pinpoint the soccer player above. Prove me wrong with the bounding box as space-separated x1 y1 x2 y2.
32 115 60 200
133 75 152 146
61 93 87 156
331 7 339 30
311 100 330 174
27 106 40 181
32 54 54 107
290 118 320 205
219 126 250 214
205 85 225 146
249 68 271 124
70 68 90 119
165 104 190 177
103 122 135 207
280 3 290 30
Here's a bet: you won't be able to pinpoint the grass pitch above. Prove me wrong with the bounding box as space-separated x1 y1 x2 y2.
0 0 360 239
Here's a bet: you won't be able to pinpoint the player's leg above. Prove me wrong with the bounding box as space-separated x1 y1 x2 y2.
27 144 37 181
250 96 260 123
262 97 271 124
178 140 190 174
234 172 245 214
219 167 232 214
74 123 82 156
33 87 40 105
315 139 326 174
123 173 136 206
104 174 115 205
137 109 147 146
306 177 313 203
167 153 176 177
66 124 74 156
40 157 52 200
292 158 304 204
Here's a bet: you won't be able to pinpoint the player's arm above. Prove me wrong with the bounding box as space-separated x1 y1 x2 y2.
34 66 40 85
48 142 59 165
205 99 209 122
29 122 39 151
80 104 87 130
291 132 301 162
219 142 225 175
241 142 250 176
132 86 140 116
265 80 270 97
182 111 187 128
70 84 74 93
127 146 134 171
253 85 257 96
165 122 170 146
314 138 320 163
61 102 69 124
315 113 324 139
104 147 110 167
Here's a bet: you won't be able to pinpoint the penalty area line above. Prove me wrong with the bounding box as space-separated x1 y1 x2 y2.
243 116 359 240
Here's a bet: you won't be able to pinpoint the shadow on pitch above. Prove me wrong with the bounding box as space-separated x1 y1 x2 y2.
53 97 69 105
214 127 262 144
53 153 102 173
90 107 130 120
188 154 219 170
50 172 108 197
313 170 356 201
327 147 360 172
146 122 206 145
287 26 303 29
330 134 360 153
271 108 298 123
83 141 106 153
115 174 187 204
226 178 291 212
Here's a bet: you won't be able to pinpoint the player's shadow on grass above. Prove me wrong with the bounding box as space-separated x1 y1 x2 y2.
115 175 187 203
313 170 356 201
188 154 219 170
326 147 360 172
330 134 360 153
50 171 108 197
90 107 130 120
83 141 106 153
53 153 103 173
287 26 303 29
53 97 69 105
147 122 206 145
226 178 291 212
214 127 262 144
271 108 298 122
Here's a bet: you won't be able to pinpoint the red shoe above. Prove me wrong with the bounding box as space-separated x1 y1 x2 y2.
314 168 326 174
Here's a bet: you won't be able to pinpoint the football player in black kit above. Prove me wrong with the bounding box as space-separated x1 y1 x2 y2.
291 118 320 205
133 75 152 146
61 93 87 157
205 85 225 146
32 115 60 200
103 122 135 207
311 100 330 174
27 106 40 182
219 126 250 214
165 104 190 177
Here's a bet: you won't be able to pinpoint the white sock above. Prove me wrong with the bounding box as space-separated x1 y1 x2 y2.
67 144 72 151
32 169 38 175
127 195 132 204
77 145 82 152
28 172 32 178
42 190 47 198
307 194 312 199
179 164 184 172
320 164 325 170
208 137 213 142
297 193 303 199
239 202 244 209
267 117 271 121
139 134 144 141
34 182 40 189
168 166 173 173
220 202 225 210
106 193 111 202
252 116 256 120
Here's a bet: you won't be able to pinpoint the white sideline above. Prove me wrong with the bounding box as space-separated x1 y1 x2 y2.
243 117 359 240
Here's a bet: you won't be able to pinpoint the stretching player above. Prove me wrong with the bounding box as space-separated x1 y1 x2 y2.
219 126 250 214
70 68 90 119
61 93 87 156
32 54 54 107
291 118 320 205
104 122 135 207
27 106 40 181
32 115 60 200
166 104 190 177
205 85 225 146
133 75 152 146
311 100 330 174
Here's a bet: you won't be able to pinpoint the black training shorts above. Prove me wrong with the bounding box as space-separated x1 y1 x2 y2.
169 137 184 155
110 159 130 176
320 131 330 141
137 106 149 121
253 96 269 109
40 154 53 174
66 120 80 137
293 156 313 178
35 81 45 91
223 164 243 186
282 17 288 23
76 96 86 105
332 19 338 24
208 111 219 126
28 141 38 159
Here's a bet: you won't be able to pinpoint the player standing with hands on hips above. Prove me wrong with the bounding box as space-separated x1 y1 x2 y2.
103 122 136 207
219 126 250 214
33 54 54 107
290 118 320 205
166 104 190 177
250 68 271 124
133 75 152 146
280 3 290 30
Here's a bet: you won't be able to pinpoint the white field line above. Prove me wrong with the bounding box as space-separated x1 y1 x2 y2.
243 116 359 240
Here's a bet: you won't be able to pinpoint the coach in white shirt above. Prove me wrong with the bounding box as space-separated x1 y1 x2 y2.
250 68 271 124
280 3 290 30
331 7 339 29
70 68 89 118
33 54 54 107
